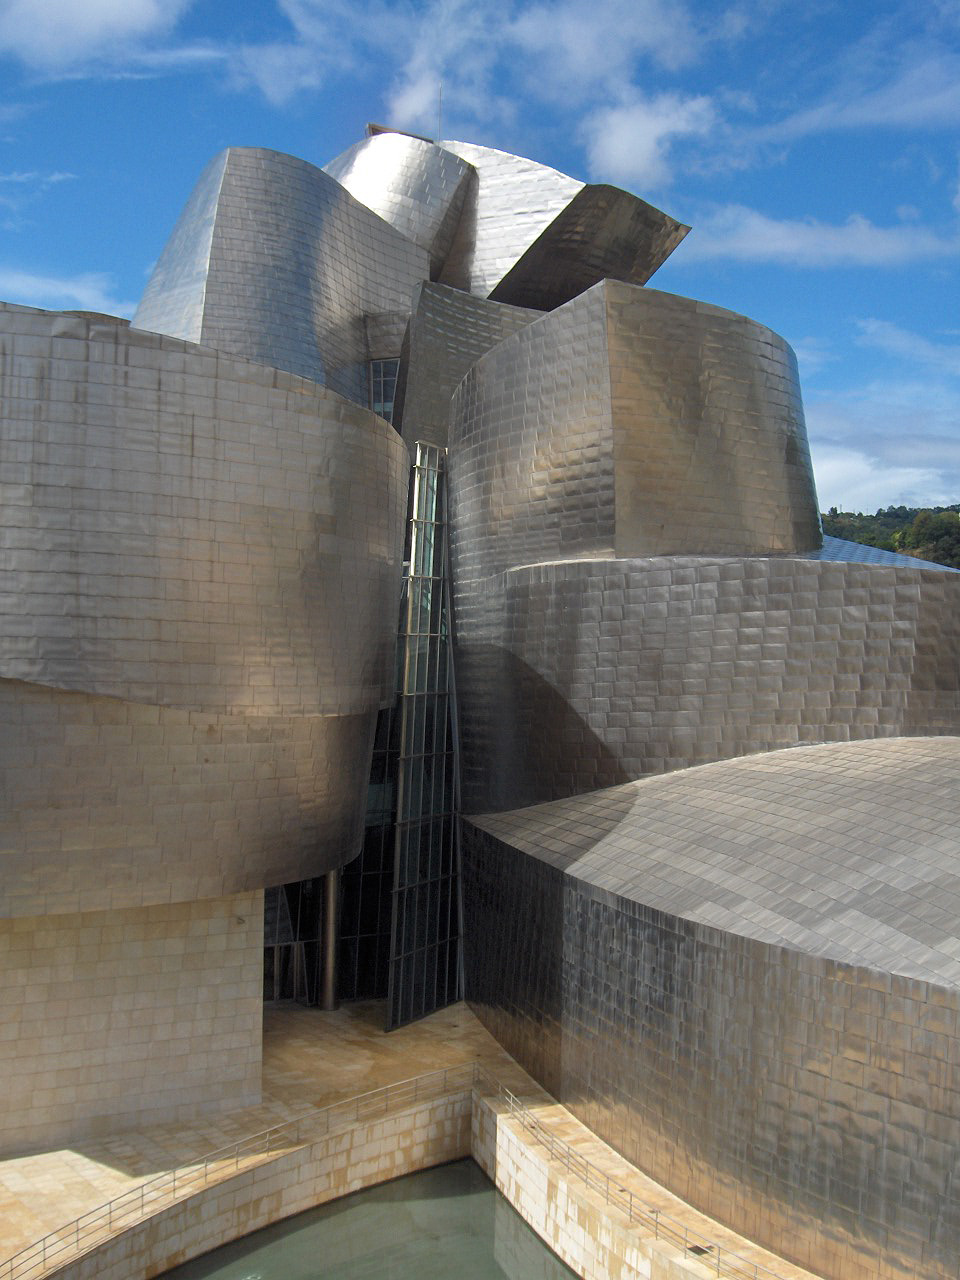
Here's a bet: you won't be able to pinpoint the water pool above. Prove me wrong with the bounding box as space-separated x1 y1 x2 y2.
161 1158 577 1278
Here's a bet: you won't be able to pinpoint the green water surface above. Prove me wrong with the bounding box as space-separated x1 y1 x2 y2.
161 1158 576 1279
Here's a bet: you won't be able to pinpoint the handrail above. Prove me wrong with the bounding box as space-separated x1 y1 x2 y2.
0 1061 795 1280
0 1063 476 1280
473 1066 787 1280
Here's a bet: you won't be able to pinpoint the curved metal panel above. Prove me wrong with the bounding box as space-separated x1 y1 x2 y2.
489 184 690 311
473 737 960 985
131 150 228 344
462 737 960 1279
452 555 960 812
0 679 374 917
133 148 429 404
395 282 540 451
448 279 820 591
437 142 687 305
437 140 584 297
0 305 408 717
324 133 475 277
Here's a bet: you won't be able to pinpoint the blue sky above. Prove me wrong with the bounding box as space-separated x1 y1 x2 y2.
1 0 959 513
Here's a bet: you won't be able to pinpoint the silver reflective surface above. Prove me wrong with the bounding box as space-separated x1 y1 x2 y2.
0 305 407 717
463 740 960 1279
438 140 584 298
0 303 408 913
395 282 539 451
5 120 960 1278
451 554 960 813
437 139 687 307
472 738 960 985
134 148 428 404
488 183 689 312
449 279 821 584
324 133 474 277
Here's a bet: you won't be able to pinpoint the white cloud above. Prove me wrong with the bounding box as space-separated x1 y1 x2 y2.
762 51 960 142
856 320 960 378
228 42 325 106
0 0 195 70
811 443 952 514
806 376 960 511
509 0 699 89
0 169 76 228
789 337 837 380
581 92 716 189
384 0 513 136
673 204 960 267
0 268 136 317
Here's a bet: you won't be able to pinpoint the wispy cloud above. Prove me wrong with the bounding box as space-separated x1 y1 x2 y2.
789 337 838 381
672 204 960 267
509 0 699 90
807 374 960 510
856 319 960 377
811 442 954 514
0 0 198 71
0 168 75 227
0 268 136 316
759 49 960 144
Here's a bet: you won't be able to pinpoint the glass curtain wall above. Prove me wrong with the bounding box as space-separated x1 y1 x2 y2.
268 441 461 1023
263 880 325 1002
386 443 462 1028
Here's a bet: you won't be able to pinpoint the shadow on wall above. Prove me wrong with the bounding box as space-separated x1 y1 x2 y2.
456 646 633 815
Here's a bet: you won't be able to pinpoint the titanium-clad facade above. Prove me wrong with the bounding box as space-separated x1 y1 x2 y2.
0 298 408 1146
0 301 408 911
394 282 540 451
324 132 474 277
462 738 960 1280
3 120 960 1278
133 147 428 403
451 555 960 812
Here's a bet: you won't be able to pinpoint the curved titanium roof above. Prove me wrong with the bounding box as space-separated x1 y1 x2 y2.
469 737 960 985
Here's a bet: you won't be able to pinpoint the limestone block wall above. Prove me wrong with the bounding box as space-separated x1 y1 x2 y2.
0 892 263 1156
52 1092 473 1280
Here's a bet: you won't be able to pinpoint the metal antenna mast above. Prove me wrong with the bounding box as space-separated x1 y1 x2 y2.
437 82 442 142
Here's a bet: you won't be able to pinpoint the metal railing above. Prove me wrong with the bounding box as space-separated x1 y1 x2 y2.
473 1066 790 1280
0 1063 476 1280
1 1061 796 1280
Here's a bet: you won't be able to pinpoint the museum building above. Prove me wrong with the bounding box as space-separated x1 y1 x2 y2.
1 125 960 1279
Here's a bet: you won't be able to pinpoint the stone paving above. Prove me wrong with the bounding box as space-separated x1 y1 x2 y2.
0 1000 820 1280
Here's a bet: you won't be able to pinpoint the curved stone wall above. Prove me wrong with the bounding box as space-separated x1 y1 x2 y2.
0 304 408 913
133 148 428 404
462 738 960 1280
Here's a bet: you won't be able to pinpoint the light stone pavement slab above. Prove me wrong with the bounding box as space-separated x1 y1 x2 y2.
0 1002 820 1280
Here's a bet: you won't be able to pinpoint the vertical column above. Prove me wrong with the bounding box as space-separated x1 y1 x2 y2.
321 868 340 1011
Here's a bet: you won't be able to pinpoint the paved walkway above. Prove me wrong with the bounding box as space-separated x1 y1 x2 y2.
0 1001 820 1280
0 1001 512 1262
